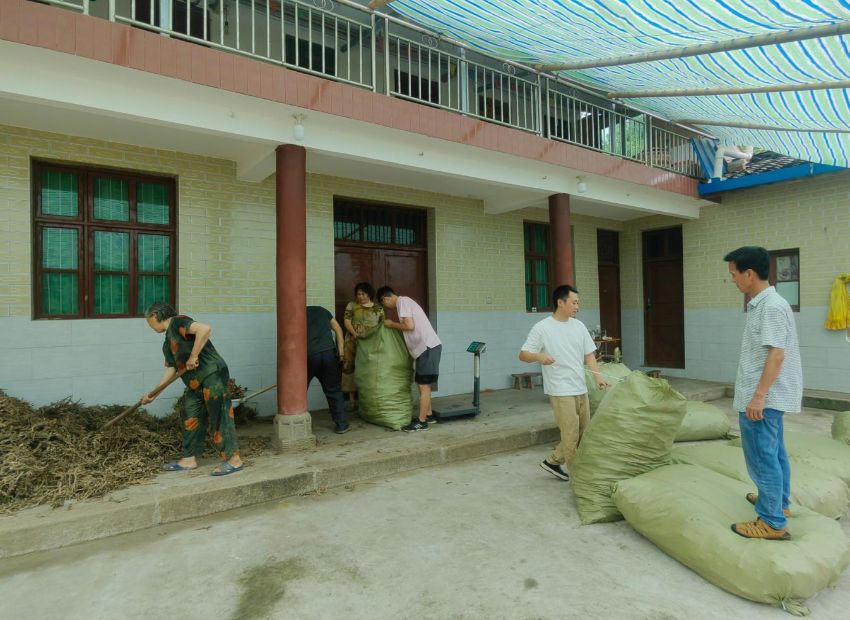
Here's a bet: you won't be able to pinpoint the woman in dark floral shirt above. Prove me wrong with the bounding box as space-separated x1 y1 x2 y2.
142 301 242 476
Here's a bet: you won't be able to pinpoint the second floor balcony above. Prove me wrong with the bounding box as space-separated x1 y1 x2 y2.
31 0 703 179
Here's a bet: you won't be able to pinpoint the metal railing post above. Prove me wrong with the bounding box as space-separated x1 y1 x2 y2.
645 117 653 165
384 15 391 95
108 0 115 21
459 48 469 115
370 12 377 92
536 75 545 137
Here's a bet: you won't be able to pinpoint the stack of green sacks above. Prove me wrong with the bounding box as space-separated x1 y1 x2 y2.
675 401 731 442
729 431 850 485
584 362 631 416
833 412 850 445
614 465 850 616
672 443 850 519
354 324 413 430
571 371 687 524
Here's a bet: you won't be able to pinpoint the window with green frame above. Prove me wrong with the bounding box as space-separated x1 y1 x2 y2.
524 222 552 312
33 161 176 319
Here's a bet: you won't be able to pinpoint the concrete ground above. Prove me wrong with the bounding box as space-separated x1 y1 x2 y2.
1 379 845 560
1 445 848 620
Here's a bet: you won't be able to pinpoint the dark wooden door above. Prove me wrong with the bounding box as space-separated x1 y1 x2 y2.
334 247 375 323
642 227 684 368
334 245 428 323
596 229 621 343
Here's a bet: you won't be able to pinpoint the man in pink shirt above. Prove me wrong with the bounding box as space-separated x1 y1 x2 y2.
377 286 442 432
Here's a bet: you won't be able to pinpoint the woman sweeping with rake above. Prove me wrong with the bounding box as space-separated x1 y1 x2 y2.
142 302 243 476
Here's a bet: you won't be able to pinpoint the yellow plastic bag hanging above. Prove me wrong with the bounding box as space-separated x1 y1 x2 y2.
824 273 850 330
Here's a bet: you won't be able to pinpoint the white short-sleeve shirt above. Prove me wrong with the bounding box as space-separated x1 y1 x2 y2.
521 316 597 396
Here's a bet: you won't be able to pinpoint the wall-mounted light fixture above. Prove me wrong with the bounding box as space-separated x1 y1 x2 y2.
293 113 306 141
576 176 588 194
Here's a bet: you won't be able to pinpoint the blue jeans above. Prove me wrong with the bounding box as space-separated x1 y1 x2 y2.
738 409 791 529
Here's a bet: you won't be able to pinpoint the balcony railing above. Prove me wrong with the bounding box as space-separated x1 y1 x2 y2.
30 0 703 178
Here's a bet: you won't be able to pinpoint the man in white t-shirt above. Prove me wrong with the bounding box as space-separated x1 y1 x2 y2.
377 286 442 432
519 284 607 481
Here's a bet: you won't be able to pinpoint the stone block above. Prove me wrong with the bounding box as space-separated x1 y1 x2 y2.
271 412 317 451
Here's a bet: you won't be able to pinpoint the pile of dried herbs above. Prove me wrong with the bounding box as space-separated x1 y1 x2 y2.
0 389 270 514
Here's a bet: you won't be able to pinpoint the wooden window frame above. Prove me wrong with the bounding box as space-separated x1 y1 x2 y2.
770 248 800 312
742 248 800 313
32 160 178 320
524 221 553 313
333 199 426 249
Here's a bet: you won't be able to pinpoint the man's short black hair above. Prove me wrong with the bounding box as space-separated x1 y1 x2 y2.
354 282 375 300
375 286 395 300
723 246 770 280
552 284 579 308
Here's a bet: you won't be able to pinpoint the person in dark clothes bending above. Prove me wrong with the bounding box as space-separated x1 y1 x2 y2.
307 306 350 434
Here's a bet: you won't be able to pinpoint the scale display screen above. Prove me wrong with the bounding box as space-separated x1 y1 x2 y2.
466 341 486 354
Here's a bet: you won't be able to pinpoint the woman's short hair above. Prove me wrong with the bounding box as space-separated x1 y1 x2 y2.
144 301 177 322
354 282 375 300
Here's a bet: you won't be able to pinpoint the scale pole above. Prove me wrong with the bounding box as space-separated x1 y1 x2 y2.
472 352 481 410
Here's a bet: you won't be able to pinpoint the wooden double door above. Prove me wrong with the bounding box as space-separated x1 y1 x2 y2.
334 245 427 323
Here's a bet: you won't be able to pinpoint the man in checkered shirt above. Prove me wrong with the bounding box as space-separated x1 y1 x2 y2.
724 246 802 540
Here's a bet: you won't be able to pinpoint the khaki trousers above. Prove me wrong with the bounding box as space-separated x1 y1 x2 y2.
548 394 590 468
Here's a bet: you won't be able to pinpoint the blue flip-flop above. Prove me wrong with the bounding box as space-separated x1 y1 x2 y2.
211 462 243 476
162 462 196 472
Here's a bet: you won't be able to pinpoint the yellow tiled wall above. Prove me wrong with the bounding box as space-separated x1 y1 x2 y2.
0 124 613 318
619 170 850 311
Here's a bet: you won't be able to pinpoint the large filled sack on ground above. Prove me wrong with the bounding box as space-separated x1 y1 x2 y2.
614 464 850 616
571 371 687 524
672 443 850 519
354 325 413 430
730 432 850 485
674 400 731 442
585 362 631 416
832 412 850 445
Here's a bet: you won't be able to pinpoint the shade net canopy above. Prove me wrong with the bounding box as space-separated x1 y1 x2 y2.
385 0 850 167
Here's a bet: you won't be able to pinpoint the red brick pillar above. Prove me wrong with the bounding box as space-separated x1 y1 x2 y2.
273 144 314 449
548 193 574 287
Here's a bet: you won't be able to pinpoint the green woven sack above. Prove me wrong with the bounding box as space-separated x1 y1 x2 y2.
674 400 731 442
571 371 687 524
585 362 631 417
832 411 850 445
354 324 413 430
672 443 850 519
730 431 850 485
614 465 850 616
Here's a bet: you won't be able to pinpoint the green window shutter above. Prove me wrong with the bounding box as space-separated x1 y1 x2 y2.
95 275 129 315
42 273 79 315
94 231 129 271
94 178 129 221
42 227 78 269
137 183 170 224
138 234 170 272
137 234 171 313
137 276 170 314
535 285 548 309
93 231 129 315
41 170 78 217
533 226 548 253
41 227 79 315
